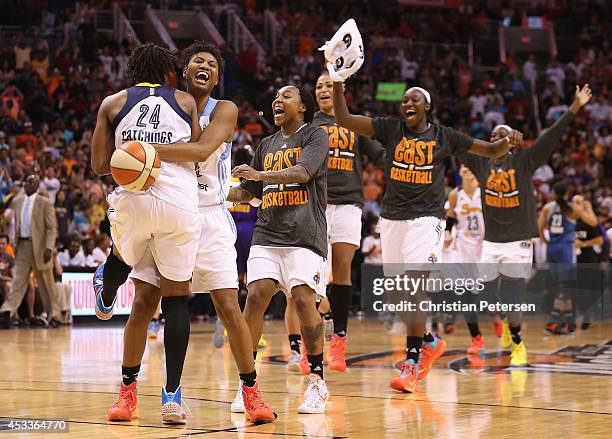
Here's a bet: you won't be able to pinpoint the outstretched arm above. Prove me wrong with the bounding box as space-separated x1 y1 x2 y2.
333 82 375 137
153 100 238 162
227 185 257 203
469 130 523 158
232 163 311 184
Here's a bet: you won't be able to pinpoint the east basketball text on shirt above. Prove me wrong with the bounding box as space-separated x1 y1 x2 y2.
390 138 435 184
320 124 356 171
484 168 520 208
261 146 309 208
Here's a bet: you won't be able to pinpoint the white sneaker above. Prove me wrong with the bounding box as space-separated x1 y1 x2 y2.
297 374 328 414
287 350 301 372
230 384 244 413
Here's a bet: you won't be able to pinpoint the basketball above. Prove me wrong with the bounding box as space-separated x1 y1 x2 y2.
110 140 161 192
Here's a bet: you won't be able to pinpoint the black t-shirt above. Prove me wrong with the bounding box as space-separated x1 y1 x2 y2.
576 219 602 263
312 111 385 207
460 110 575 243
372 117 473 220
241 124 328 257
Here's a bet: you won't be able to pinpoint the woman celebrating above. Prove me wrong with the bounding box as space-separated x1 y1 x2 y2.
333 82 521 393
228 85 330 413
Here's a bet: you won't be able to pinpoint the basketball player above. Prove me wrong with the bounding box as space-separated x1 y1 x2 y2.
227 85 330 413
314 72 385 372
91 43 202 423
103 42 275 423
539 182 597 334
445 164 499 354
333 82 522 393
461 84 592 366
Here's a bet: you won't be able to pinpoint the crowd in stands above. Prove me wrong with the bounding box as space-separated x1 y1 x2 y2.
0 0 609 323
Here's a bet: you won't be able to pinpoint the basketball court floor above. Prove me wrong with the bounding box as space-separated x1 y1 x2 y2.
1 318 611 438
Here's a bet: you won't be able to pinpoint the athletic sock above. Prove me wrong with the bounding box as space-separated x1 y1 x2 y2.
122 364 140 386
239 371 257 388
328 284 351 337
406 336 422 363
102 248 132 306
467 322 482 338
510 324 522 344
307 353 324 379
288 334 301 353
161 296 190 393
422 332 435 343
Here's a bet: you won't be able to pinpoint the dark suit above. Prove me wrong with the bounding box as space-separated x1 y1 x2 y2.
0 193 61 321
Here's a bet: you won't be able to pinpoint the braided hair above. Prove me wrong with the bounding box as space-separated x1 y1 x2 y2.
127 43 176 85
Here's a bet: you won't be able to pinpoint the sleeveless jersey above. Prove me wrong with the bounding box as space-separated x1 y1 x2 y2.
547 201 576 243
453 187 485 246
112 84 197 213
194 97 232 208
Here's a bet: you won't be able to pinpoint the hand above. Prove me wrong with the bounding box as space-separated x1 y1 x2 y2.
44 248 52 263
231 164 262 181
507 129 523 147
326 56 364 83
319 18 364 82
571 84 592 110
575 240 584 249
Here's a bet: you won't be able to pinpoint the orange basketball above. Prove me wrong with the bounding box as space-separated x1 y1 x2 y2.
110 141 161 192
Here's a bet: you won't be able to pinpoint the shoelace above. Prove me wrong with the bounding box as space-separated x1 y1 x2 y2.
400 363 416 378
113 390 134 410
163 394 192 417
245 387 267 410
331 338 346 361
303 380 324 406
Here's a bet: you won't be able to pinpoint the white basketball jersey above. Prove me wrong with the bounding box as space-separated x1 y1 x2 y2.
113 84 198 213
195 97 232 208
453 187 484 246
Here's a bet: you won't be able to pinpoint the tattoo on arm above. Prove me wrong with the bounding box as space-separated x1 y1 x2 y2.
261 165 310 184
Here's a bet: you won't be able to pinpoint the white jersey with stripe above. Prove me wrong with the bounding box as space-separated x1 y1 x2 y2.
453 187 485 246
195 97 232 208
113 84 198 213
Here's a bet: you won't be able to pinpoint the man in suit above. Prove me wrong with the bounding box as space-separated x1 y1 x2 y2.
0 174 62 328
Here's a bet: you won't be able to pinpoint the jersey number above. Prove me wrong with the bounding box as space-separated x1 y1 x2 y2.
551 214 563 227
136 104 161 129
467 215 479 231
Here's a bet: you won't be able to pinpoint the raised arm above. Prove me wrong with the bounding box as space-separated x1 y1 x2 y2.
572 197 598 227
333 82 375 138
91 96 116 176
526 85 592 170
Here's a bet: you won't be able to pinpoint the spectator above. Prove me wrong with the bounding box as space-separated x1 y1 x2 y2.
0 234 14 305
58 236 85 267
71 205 90 236
0 174 62 328
41 166 60 203
361 221 382 264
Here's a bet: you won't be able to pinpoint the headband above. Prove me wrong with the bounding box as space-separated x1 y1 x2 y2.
493 124 512 133
406 87 431 104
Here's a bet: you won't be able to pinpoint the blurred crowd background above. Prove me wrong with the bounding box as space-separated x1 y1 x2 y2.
0 0 609 323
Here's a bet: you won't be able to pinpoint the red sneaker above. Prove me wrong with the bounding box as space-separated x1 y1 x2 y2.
328 334 347 372
467 335 485 355
242 383 276 423
492 315 503 338
390 360 418 393
418 338 447 381
299 337 310 375
107 382 138 421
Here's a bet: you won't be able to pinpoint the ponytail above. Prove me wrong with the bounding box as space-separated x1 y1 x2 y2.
553 181 571 216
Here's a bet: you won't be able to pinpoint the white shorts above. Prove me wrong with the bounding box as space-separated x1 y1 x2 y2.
247 245 327 298
326 204 362 246
449 238 483 263
380 216 445 275
192 206 239 292
479 240 534 281
108 191 200 282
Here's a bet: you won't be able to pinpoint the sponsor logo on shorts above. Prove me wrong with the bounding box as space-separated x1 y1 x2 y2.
313 272 320 284
428 253 438 263
520 241 532 248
